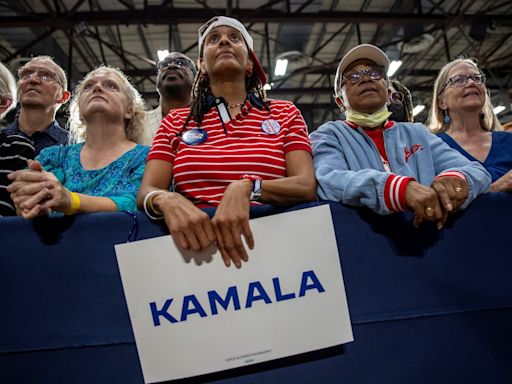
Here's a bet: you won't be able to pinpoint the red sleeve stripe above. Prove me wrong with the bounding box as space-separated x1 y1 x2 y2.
384 174 414 212
147 151 175 162
436 171 466 180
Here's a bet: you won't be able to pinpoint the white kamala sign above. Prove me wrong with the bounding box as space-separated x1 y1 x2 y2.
115 204 353 383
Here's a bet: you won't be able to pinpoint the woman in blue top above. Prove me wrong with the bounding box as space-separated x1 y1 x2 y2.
8 66 149 218
428 58 512 193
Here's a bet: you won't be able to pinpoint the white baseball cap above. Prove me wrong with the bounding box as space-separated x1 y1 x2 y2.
334 44 390 97
198 16 267 85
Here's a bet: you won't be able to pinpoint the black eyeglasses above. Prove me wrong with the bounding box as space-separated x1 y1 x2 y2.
18 68 62 86
342 67 384 85
438 74 486 95
157 58 193 71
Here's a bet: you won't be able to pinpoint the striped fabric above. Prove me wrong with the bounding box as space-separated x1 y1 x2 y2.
435 170 466 180
0 133 35 216
384 174 414 212
147 99 312 207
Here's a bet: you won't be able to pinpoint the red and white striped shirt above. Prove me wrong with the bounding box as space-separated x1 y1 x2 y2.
147 98 312 207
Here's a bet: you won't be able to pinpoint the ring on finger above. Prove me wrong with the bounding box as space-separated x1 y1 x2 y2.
455 187 462 193
425 206 433 214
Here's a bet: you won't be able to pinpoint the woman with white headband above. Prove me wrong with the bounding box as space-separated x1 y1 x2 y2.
138 16 316 268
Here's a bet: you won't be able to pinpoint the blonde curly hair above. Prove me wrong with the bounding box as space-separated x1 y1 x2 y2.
68 66 146 143
0 61 16 119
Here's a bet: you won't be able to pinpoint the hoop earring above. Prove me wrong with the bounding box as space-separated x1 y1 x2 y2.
443 109 451 125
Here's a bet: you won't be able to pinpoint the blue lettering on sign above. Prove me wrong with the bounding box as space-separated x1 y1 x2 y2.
299 270 325 297
180 295 208 322
208 286 241 315
150 299 178 326
245 281 272 308
273 277 296 302
149 270 326 326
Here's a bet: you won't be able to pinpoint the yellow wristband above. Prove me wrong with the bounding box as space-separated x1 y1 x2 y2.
64 192 81 215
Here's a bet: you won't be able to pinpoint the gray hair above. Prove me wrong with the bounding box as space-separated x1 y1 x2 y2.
21 56 68 91
68 66 146 143
0 62 16 119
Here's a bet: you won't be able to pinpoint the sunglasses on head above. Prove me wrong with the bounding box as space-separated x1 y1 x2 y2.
157 58 193 71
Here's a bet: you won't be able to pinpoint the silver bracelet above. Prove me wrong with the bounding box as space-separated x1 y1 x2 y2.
143 190 165 220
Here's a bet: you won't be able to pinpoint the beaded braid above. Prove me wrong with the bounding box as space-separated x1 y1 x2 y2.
183 64 270 129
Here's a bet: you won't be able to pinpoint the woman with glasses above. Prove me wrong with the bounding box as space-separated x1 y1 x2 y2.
311 44 490 229
138 16 316 268
428 58 512 193
8 66 149 219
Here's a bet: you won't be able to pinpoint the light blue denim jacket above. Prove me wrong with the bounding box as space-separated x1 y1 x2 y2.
310 121 491 214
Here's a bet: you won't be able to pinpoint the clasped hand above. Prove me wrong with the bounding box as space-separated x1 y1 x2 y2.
157 179 254 268
7 160 72 219
405 177 468 229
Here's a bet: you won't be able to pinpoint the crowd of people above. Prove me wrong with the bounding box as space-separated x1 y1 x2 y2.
1 16 511 267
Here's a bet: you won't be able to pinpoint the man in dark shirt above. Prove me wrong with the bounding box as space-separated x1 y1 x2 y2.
0 62 35 216
0 131 34 216
3 56 70 155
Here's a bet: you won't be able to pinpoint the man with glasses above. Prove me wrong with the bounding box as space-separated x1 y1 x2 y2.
140 52 196 146
311 44 490 229
3 56 70 155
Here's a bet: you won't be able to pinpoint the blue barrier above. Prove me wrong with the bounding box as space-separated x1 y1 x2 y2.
1 193 512 383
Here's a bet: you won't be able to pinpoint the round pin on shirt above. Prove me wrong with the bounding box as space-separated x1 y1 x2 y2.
261 119 281 135
182 129 208 145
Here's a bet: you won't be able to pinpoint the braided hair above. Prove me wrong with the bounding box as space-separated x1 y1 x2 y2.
390 80 414 123
185 56 269 129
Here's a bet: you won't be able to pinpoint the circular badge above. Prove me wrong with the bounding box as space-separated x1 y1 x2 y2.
182 129 208 145
261 119 281 135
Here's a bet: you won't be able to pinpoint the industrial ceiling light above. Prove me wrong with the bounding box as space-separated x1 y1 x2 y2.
412 105 425 116
274 51 310 77
387 60 402 77
274 59 288 77
493 105 506 115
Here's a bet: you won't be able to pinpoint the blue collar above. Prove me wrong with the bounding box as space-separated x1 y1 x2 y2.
6 119 67 141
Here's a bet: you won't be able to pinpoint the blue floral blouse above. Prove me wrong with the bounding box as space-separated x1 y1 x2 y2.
36 143 149 211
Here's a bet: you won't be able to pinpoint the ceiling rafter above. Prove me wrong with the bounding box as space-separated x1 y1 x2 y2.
2 9 511 29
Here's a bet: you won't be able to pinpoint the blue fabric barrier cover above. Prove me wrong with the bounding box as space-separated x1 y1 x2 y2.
1 193 511 383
